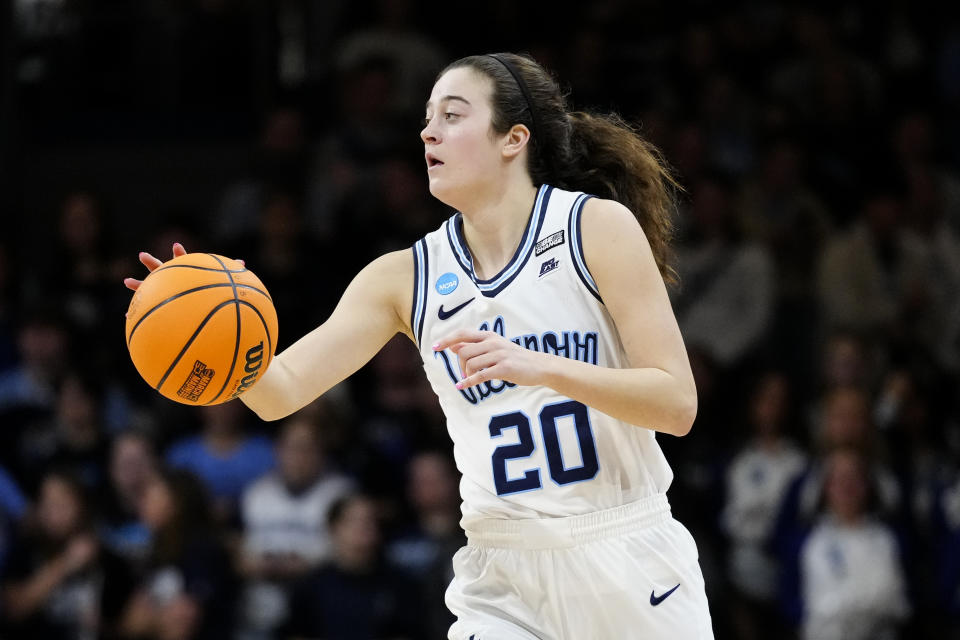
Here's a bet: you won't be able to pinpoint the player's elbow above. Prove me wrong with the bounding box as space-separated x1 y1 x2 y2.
239 388 292 422
670 389 698 437
249 405 287 422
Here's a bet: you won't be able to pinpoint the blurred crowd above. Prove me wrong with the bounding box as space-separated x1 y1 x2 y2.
2 0 960 639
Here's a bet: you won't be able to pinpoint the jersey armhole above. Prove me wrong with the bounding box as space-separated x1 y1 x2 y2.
567 194 603 303
411 239 429 348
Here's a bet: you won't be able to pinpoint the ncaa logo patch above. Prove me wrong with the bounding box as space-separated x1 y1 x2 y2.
435 272 459 295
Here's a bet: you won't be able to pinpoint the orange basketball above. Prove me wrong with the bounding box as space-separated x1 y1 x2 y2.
125 253 278 405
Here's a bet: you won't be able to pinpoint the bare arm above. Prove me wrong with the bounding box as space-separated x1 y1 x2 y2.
239 249 414 421
436 198 696 436
3 535 98 620
545 197 697 435
3 557 73 619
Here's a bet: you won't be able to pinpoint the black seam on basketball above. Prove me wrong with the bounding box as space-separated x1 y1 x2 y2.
204 254 242 404
152 263 247 275
155 299 236 392
235 299 274 366
126 283 268 347
201 300 273 405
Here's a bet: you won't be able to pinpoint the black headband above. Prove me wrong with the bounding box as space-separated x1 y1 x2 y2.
486 54 541 143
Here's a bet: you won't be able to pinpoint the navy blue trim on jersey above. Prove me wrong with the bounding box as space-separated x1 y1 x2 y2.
568 193 603 302
445 184 553 298
411 240 429 347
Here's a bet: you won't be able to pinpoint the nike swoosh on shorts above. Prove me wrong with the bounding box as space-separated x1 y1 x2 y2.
650 583 681 606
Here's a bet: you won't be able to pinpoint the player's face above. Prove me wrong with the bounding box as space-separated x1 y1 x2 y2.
421 67 503 205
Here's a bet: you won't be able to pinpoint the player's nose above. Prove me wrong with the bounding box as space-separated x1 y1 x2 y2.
421 119 439 144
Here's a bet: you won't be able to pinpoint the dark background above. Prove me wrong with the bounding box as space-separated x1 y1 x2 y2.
1 1 959 638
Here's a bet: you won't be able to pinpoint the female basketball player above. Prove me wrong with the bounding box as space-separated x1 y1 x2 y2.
127 53 714 639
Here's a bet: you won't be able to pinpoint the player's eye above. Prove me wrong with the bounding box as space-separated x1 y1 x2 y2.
444 112 459 121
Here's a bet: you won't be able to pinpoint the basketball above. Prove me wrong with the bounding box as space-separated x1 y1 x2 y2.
125 252 278 405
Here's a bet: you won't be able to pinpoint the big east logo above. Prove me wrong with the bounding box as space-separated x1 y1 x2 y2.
229 341 265 399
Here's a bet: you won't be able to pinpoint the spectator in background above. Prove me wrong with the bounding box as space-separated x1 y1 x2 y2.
720 371 807 640
387 449 464 638
890 111 960 226
798 386 902 527
211 106 311 247
98 430 158 566
166 401 275 528
1 470 132 640
350 335 447 510
898 161 960 371
28 190 133 381
697 73 756 177
18 369 110 493
0 307 71 472
0 464 28 578
118 468 235 640
285 493 425 639
767 7 883 214
933 470 960 638
336 150 446 258
874 367 956 636
819 331 874 392
387 449 462 575
672 169 776 370
737 136 833 288
221 189 325 348
236 415 354 639
668 120 709 189
333 0 447 117
799 447 910 640
802 331 882 454
303 54 404 253
816 179 935 347
773 384 903 627
0 306 70 415
736 137 833 383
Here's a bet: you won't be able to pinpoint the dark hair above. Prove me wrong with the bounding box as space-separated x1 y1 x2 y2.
150 467 215 565
327 493 375 529
440 53 681 284
813 445 884 520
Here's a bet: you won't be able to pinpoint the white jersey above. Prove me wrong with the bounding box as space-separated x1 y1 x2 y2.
800 516 910 640
411 184 674 528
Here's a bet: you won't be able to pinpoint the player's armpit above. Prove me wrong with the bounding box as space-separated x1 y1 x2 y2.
240 249 414 421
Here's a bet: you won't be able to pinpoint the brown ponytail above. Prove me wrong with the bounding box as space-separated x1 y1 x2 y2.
441 53 682 285
562 111 681 285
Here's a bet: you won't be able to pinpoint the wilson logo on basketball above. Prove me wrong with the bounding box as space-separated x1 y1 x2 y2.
229 341 265 399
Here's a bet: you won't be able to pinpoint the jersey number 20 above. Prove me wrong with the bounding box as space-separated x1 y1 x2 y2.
489 399 599 495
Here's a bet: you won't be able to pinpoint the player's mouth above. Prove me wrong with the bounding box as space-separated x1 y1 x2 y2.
426 153 444 170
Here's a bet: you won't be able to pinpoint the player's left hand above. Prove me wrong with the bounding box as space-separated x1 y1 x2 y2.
433 329 549 389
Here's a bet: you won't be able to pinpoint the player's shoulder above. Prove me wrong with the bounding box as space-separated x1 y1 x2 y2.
578 196 650 260
357 249 416 306
580 196 640 230
352 247 411 285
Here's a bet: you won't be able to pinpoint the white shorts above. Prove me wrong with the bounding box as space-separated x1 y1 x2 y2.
446 494 714 640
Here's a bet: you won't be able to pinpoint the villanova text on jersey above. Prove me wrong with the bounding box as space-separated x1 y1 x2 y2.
433 314 600 405
410 184 674 524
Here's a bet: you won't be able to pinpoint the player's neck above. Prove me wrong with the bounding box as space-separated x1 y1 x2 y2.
459 179 538 280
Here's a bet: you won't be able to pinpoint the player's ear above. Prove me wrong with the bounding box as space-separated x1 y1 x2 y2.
501 124 531 160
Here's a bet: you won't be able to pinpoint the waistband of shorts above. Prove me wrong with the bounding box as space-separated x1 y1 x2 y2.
464 493 672 549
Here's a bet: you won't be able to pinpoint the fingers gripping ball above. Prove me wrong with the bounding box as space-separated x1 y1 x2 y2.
125 253 278 405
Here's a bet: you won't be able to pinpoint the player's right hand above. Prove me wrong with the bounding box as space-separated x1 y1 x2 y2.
124 242 187 291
